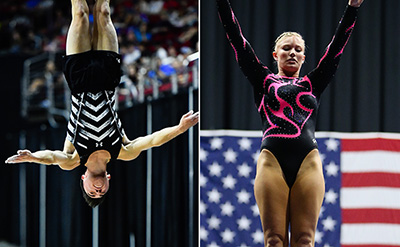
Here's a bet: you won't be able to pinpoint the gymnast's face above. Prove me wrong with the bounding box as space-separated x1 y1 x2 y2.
273 35 305 77
81 172 111 198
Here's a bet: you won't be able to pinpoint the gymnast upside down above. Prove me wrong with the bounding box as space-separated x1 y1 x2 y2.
6 0 199 208
216 0 364 246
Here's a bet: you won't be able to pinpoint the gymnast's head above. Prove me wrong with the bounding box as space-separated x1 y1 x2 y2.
80 170 111 208
272 31 306 77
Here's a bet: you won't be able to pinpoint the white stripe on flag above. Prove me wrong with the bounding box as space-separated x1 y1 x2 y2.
341 187 400 209
200 129 262 137
342 151 400 173
341 223 400 245
316 131 400 139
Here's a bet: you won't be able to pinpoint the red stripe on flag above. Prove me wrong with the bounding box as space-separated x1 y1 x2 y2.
342 208 400 224
342 138 400 152
342 172 400 188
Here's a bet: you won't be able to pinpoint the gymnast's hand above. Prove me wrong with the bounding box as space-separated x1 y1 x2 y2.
348 0 364 7
178 110 199 133
6 150 36 164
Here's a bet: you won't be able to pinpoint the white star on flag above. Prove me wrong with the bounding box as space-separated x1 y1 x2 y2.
324 189 338 204
251 229 264 244
200 172 208 187
220 228 235 243
208 188 222 203
315 229 324 243
200 148 208 162
237 162 252 178
325 161 339 177
222 174 237 189
200 226 209 241
236 189 251 204
325 138 340 151
223 148 238 163
237 216 252 231
322 216 337 231
251 204 260 216
207 241 219 247
200 200 207 215
220 201 235 216
208 162 223 177
207 216 221 230
238 138 252 150
210 137 224 150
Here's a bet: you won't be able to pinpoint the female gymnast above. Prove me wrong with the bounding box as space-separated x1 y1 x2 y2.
6 0 199 208
216 0 364 246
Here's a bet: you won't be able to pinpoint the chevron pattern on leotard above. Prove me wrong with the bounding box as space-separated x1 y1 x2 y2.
67 90 124 157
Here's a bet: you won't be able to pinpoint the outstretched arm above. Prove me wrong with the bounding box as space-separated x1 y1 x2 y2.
5 149 79 170
5 139 79 170
118 111 199 161
216 0 270 87
308 0 364 92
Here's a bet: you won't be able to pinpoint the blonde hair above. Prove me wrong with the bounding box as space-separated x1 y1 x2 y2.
274 32 305 52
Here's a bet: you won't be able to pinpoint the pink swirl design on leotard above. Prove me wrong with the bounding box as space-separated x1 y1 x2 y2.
226 33 239 62
296 76 314 129
259 74 315 140
335 22 355 58
345 23 355 33
318 21 356 65
231 10 247 50
224 11 248 62
258 96 265 113
221 8 263 65
318 42 331 67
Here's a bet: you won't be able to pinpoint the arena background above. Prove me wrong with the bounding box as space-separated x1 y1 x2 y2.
200 0 400 133
0 0 198 247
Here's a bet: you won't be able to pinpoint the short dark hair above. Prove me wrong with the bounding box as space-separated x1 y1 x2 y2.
79 179 107 208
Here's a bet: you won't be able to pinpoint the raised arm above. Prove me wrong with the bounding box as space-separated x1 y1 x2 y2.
309 0 363 91
216 0 270 86
118 111 199 161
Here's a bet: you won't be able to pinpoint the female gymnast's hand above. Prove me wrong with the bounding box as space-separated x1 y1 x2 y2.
178 110 199 133
348 0 364 7
5 150 36 164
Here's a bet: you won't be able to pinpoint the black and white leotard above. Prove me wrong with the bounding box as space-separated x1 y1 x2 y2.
217 0 358 187
66 90 125 165
63 50 125 165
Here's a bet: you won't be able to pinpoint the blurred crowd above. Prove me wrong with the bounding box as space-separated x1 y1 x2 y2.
0 0 198 113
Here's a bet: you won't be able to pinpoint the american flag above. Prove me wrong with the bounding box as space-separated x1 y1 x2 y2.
200 130 400 247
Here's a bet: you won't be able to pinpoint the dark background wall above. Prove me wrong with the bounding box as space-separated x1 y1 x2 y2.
200 0 400 132
0 54 199 247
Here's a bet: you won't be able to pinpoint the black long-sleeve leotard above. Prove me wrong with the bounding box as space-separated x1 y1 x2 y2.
217 0 358 187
